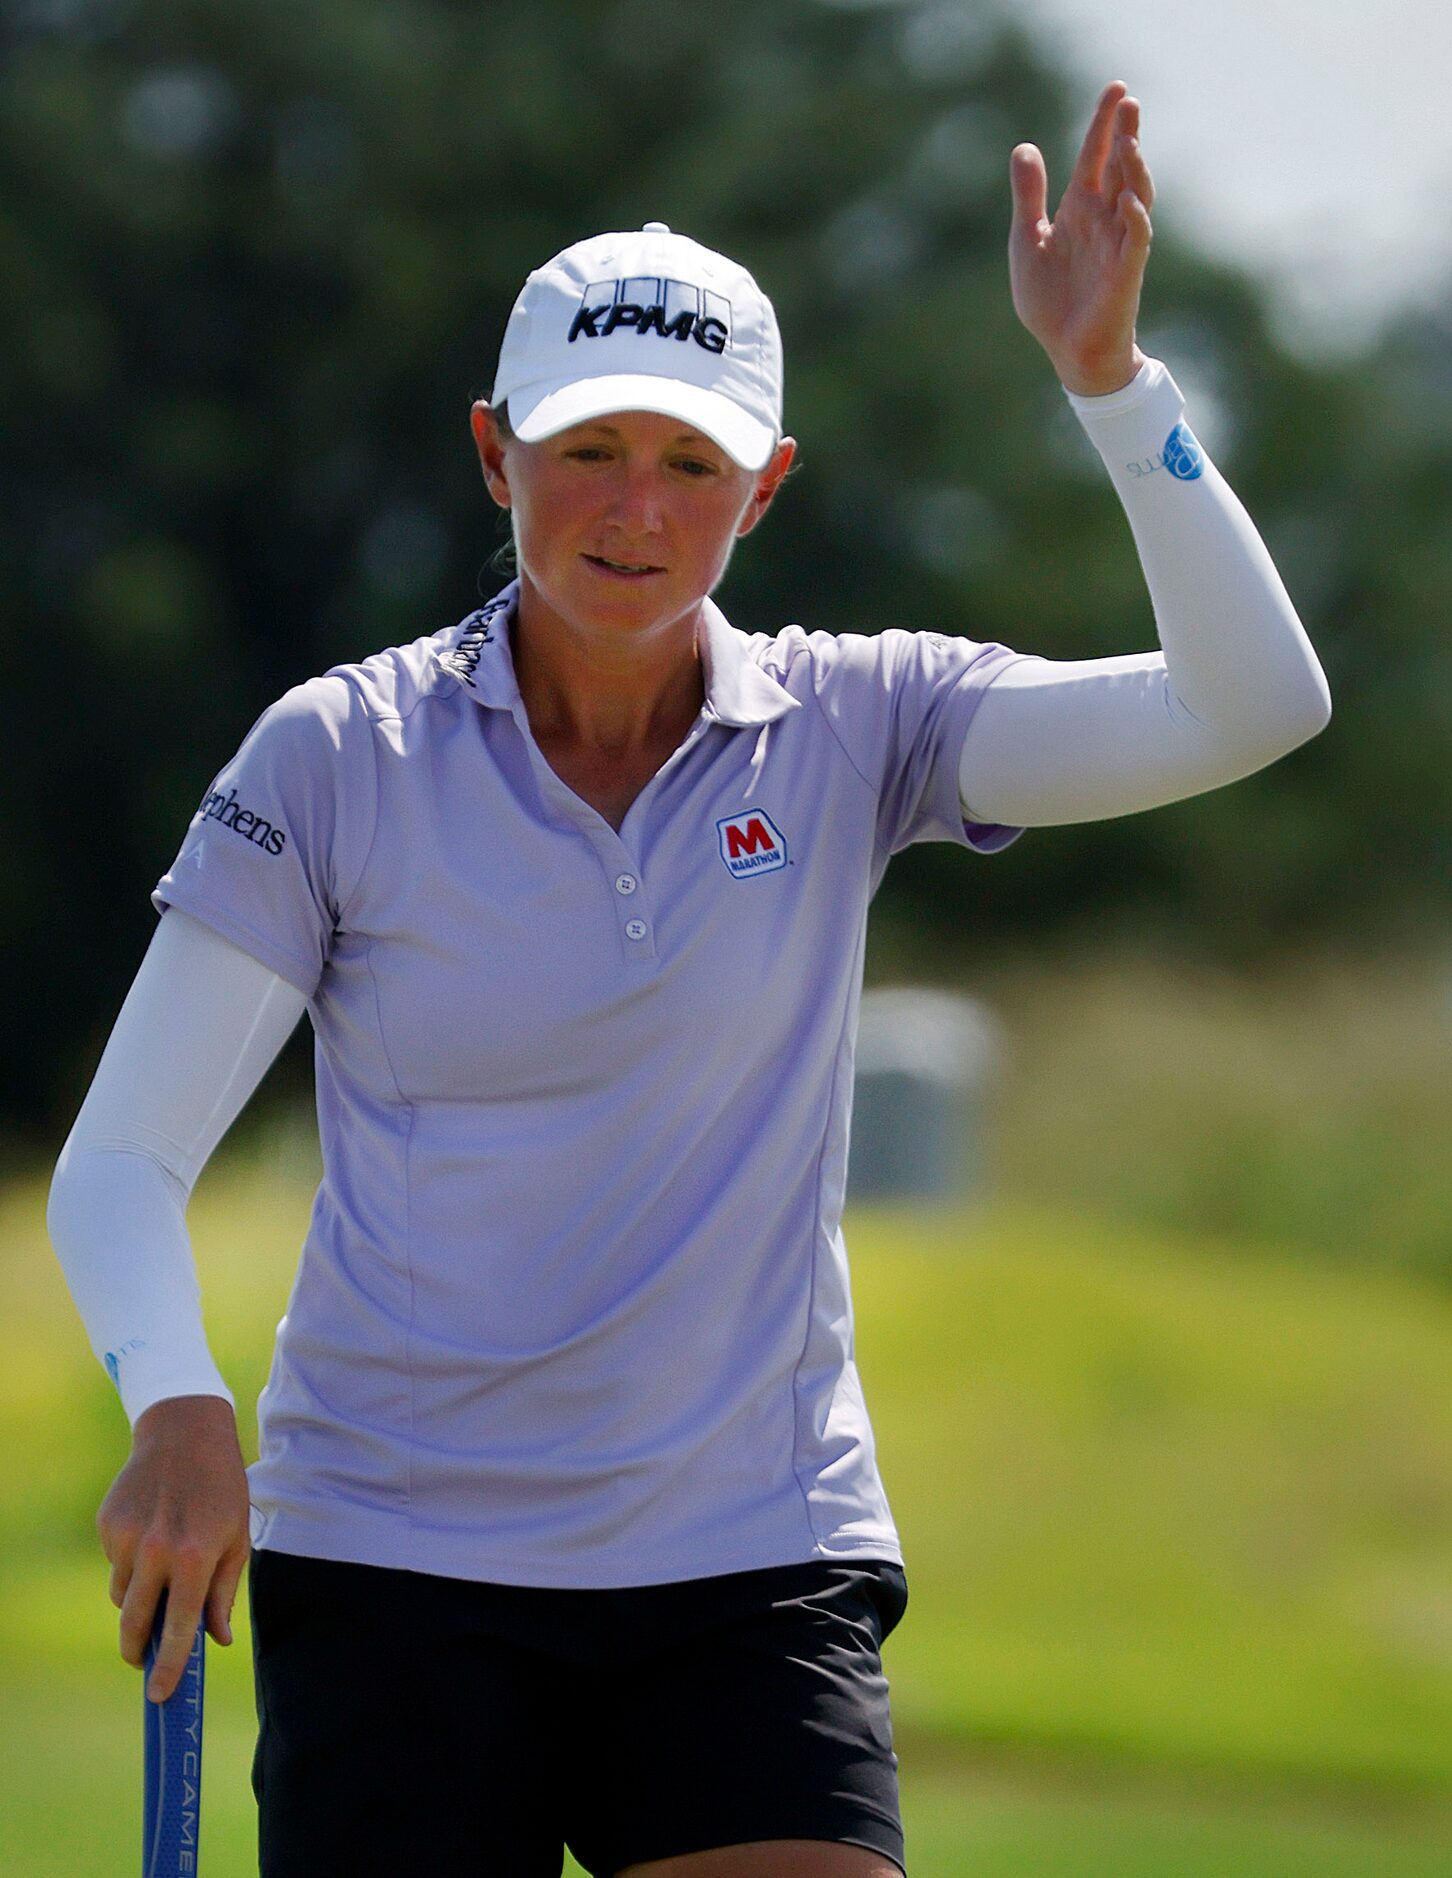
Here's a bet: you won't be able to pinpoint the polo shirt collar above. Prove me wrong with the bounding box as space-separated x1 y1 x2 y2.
433 583 523 709
434 581 799 728
698 597 799 727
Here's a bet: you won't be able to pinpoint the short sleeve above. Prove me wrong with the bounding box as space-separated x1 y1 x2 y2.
809 628 1027 856
151 674 378 998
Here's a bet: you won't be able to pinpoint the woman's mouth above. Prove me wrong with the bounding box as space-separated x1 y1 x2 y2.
582 553 665 580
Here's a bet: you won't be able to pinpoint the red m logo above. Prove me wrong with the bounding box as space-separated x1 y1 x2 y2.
717 808 788 877
726 816 776 858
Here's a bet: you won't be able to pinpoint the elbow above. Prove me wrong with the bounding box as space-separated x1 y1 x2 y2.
1243 655 1332 763
1312 667 1333 733
1283 663 1332 751
1200 666 1331 780
45 1131 106 1258
1290 617 1333 742
45 1135 76 1247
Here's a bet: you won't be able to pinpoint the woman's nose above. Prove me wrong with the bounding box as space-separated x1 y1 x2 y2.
605 465 666 533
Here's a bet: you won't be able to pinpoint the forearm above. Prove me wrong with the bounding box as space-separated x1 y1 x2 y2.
46 909 306 1428
47 1141 236 1426
1074 357 1330 741
959 357 1331 826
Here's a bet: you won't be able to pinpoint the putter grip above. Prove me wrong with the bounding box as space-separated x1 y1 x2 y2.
143 1589 206 1876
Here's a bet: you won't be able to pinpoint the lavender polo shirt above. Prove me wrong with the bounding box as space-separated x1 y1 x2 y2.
152 581 1022 1588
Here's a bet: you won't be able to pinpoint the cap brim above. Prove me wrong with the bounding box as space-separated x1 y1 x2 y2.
505 374 777 472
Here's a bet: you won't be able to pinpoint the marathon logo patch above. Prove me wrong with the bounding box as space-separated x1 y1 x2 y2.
717 809 788 878
569 277 731 355
199 786 287 856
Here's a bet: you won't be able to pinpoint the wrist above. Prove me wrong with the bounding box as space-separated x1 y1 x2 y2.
1053 343 1147 399
135 1392 238 1448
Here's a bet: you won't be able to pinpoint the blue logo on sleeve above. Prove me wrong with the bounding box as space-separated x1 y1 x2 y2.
1163 422 1204 481
103 1337 146 1389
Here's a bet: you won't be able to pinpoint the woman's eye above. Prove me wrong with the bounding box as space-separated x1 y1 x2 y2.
568 446 610 462
676 458 717 478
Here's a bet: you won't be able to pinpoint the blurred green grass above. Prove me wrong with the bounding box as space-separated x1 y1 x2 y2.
852 1203 1452 1790
8 945 1452 1872
973 944 1452 1282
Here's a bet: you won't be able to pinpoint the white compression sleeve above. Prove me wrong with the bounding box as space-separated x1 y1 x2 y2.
46 907 308 1429
957 357 1332 827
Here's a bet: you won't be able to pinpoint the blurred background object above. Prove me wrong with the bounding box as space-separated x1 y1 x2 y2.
851 987 1002 1203
7 1 1452 1871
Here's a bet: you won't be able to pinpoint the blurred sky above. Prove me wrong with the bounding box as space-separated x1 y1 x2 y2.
1019 0 1452 357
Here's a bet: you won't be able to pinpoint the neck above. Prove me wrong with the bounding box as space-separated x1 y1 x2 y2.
510 574 707 753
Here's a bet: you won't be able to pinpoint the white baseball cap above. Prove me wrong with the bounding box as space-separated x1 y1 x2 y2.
490 223 783 472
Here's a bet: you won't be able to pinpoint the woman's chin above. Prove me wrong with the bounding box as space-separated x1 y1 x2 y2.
514 575 702 652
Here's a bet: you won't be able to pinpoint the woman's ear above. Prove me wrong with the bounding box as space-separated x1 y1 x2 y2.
470 402 512 508
736 436 797 538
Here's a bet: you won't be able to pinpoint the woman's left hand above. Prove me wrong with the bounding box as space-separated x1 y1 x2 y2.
1008 80 1153 397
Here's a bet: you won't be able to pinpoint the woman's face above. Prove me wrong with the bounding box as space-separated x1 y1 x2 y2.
471 405 795 647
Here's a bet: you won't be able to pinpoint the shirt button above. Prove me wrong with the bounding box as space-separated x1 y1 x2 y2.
615 873 638 895
624 918 648 941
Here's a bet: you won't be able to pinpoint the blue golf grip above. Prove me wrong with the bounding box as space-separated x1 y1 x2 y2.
143 1589 205 1876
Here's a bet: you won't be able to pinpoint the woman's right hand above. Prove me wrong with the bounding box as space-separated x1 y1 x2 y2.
96 1393 252 1702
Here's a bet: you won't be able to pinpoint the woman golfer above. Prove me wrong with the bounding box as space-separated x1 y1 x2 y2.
50 84 1329 1877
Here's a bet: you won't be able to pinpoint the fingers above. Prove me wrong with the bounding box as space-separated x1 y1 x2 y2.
116 1547 166 1673
205 1545 248 1648
147 1585 206 1704
1119 188 1153 259
1112 114 1153 256
1073 86 1154 213
1101 140 1125 218
1119 128 1154 212
1016 88 1151 239
110 1546 243 1695
1071 79 1129 194
1009 142 1049 237
119 1545 210 1702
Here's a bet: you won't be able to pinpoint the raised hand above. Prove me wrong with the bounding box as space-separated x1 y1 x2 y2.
1009 80 1154 397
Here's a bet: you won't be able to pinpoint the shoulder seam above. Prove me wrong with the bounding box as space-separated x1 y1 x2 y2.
801 642 879 801
330 669 458 919
331 683 384 925
391 681 453 729
316 646 449 729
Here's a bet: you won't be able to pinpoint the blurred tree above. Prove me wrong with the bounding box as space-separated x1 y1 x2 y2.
1 0 1445 1142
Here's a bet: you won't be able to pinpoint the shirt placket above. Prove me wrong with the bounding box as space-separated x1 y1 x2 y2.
510 706 720 966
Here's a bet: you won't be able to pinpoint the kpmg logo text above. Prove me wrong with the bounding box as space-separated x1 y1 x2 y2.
569 277 731 354
717 809 788 878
